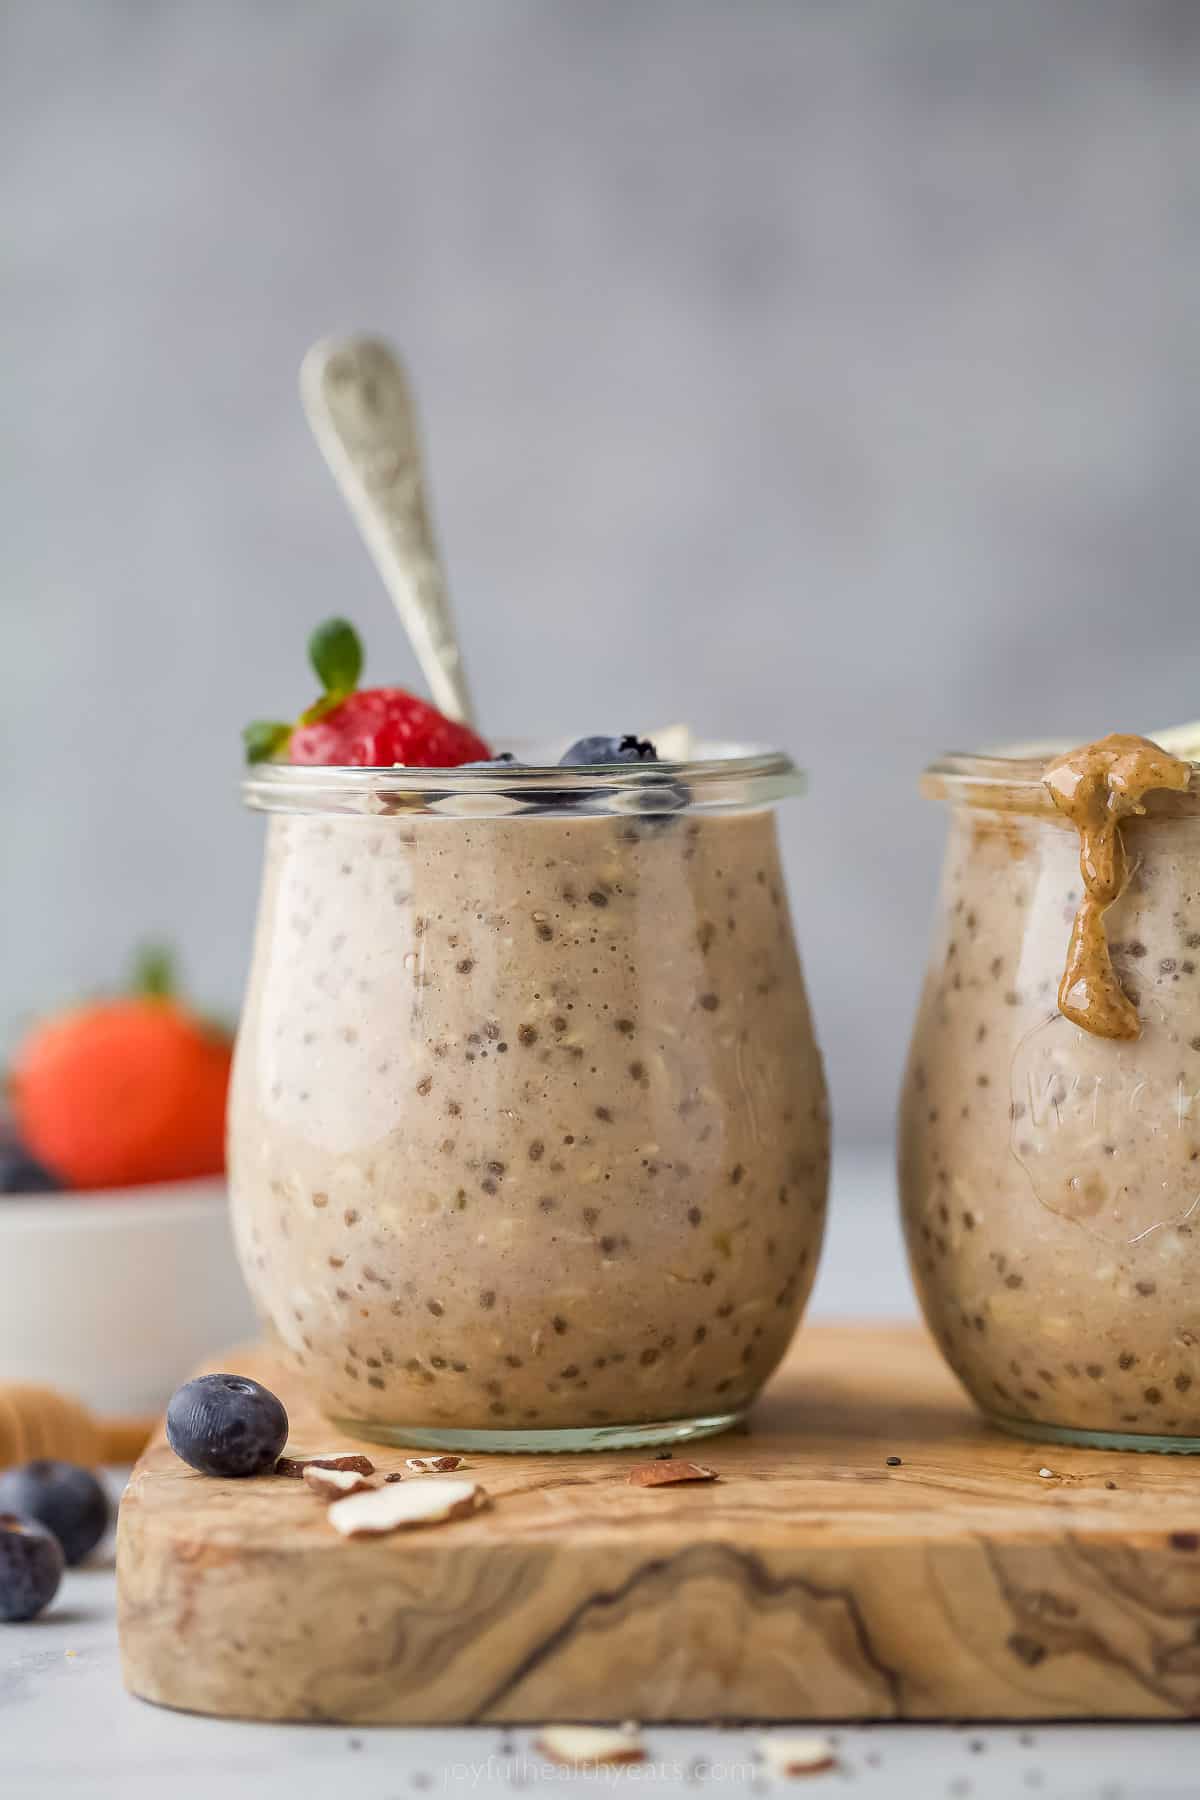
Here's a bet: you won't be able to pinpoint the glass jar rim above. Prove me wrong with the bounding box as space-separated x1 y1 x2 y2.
923 748 1200 817
242 739 804 818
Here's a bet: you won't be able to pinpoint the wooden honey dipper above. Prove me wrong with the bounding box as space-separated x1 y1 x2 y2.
0 1384 155 1470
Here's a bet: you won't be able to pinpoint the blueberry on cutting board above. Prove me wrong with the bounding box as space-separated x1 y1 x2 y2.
0 1515 64 1621
0 1461 109 1566
166 1374 289 1477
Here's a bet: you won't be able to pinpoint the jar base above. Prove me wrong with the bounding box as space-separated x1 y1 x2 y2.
986 1408 1200 1456
327 1407 743 1455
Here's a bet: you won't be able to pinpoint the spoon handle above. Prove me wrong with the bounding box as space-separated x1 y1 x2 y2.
300 336 476 727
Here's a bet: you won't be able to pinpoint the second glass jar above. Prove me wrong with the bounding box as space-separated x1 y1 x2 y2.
900 751 1200 1452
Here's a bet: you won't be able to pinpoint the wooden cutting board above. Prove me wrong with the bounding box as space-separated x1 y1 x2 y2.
116 1323 1200 1724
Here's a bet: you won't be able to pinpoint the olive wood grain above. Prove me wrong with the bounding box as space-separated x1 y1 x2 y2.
116 1324 1200 1724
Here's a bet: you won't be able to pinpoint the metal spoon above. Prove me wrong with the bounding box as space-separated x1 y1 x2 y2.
300 335 476 728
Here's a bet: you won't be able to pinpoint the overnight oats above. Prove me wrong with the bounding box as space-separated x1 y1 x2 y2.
229 624 829 1450
899 734 1200 1451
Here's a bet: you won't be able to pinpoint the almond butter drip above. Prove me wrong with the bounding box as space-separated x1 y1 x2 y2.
1043 733 1192 1040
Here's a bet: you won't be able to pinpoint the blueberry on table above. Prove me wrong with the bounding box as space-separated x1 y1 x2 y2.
0 1142 62 1194
166 1374 289 1478
0 1515 64 1621
560 735 659 766
0 1461 109 1565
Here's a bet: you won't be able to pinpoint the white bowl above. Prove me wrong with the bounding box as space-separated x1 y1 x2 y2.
0 1177 259 1416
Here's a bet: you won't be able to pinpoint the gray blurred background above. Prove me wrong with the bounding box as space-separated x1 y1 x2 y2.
3 0 1199 1146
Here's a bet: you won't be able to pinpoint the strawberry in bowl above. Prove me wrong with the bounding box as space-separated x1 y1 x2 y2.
7 949 231 1193
1 952 255 1412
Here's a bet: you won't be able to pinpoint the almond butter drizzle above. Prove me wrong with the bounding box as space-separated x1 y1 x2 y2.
1043 733 1192 1039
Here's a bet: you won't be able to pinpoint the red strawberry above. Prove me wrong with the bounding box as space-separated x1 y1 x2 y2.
243 618 490 769
290 688 489 768
9 948 232 1192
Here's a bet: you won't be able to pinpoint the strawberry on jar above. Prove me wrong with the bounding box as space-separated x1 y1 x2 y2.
243 619 491 769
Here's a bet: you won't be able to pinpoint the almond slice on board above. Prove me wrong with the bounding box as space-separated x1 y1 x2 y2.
302 1465 379 1499
628 1461 718 1487
536 1725 645 1767
404 1454 463 1473
759 1735 837 1778
327 1477 487 1537
277 1453 376 1479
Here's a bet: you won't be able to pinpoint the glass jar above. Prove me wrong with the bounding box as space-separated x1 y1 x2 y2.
899 749 1200 1452
230 746 829 1451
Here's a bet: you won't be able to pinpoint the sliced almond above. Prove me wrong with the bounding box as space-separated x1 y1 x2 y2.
628 1460 718 1487
405 1454 463 1473
536 1725 645 1767
302 1464 379 1499
648 721 694 762
327 1477 488 1537
759 1735 837 1778
276 1453 375 1479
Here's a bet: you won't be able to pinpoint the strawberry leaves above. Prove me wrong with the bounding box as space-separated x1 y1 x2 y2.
242 720 293 765
308 617 363 697
242 618 365 764
130 942 176 1000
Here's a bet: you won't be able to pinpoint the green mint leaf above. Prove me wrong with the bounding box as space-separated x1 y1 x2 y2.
243 719 293 765
308 617 363 697
131 942 175 1000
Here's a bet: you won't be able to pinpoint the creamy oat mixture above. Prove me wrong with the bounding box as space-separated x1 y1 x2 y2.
230 805 828 1431
900 738 1200 1439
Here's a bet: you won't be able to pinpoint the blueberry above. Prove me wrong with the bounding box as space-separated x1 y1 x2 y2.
0 1462 109 1566
0 1514 64 1621
560 735 659 766
0 1142 62 1195
166 1374 289 1478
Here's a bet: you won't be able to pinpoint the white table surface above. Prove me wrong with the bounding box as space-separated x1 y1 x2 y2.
5 1149 1197 1800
